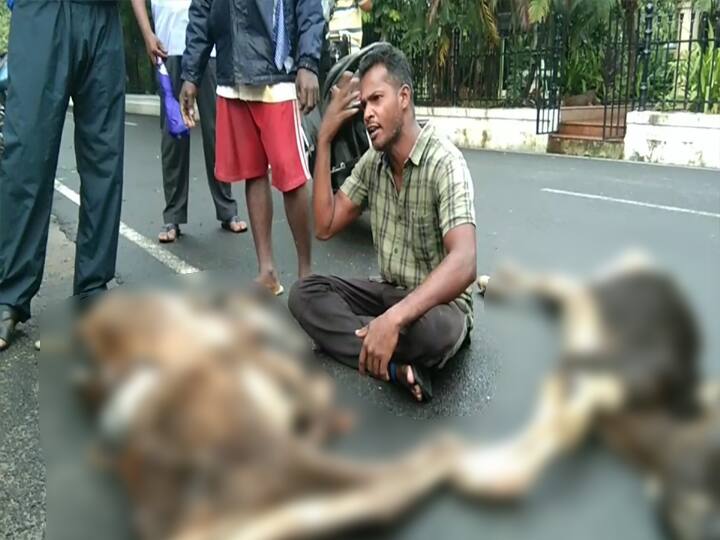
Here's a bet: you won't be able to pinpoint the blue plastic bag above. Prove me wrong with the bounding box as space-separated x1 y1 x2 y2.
156 61 189 139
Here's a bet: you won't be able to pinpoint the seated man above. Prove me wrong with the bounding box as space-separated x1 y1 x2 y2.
289 44 477 402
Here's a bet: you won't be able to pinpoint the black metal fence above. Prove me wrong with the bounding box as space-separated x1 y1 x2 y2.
600 2 719 139
634 3 720 114
601 7 640 140
412 28 543 109
535 13 565 135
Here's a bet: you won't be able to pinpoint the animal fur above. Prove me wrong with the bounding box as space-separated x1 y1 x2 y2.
455 252 719 540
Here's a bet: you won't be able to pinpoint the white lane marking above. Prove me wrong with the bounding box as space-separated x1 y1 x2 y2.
541 188 720 219
125 121 138 127
53 179 201 275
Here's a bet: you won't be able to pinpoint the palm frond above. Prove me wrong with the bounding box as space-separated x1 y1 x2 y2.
480 0 500 45
527 0 552 23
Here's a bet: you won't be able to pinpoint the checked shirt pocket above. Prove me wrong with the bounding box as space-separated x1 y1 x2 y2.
410 212 438 264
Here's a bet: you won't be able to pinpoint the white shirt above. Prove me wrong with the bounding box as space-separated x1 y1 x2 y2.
151 0 215 58
216 83 297 103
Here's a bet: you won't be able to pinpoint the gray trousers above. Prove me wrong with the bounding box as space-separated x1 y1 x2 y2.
160 56 237 224
0 1 125 322
289 275 469 371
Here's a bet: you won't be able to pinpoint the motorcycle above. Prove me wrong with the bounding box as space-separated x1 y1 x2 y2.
302 41 384 192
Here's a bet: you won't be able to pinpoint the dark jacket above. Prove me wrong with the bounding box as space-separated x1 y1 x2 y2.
182 0 324 87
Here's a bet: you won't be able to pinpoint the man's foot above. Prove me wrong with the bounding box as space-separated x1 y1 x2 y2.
255 270 284 297
0 307 19 351
220 216 248 234
389 362 433 402
158 223 181 243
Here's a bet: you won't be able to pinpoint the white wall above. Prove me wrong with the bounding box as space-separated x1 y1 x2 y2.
624 111 720 169
416 106 548 154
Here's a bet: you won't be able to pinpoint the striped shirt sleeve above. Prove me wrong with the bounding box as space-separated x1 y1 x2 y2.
339 149 373 208
437 152 476 236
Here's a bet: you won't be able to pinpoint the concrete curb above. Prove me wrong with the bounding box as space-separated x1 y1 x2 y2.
70 95 161 116
126 94 161 116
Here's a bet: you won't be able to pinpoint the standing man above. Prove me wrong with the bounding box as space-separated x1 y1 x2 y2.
180 0 324 296
130 0 247 243
0 0 126 351
289 44 477 402
327 0 372 54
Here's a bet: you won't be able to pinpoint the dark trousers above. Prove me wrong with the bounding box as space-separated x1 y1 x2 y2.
289 275 468 370
0 1 125 322
160 56 236 224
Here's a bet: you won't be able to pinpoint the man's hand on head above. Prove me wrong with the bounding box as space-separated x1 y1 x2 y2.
356 310 402 381
318 71 361 144
296 68 320 114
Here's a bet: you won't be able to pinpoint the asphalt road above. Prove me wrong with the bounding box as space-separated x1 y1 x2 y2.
1 112 719 539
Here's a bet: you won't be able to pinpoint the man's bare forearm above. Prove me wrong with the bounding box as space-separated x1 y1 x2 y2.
386 228 477 328
313 137 336 240
130 0 153 38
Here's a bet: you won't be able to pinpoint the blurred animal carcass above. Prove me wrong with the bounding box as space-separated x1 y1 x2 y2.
71 249 720 540
74 287 462 540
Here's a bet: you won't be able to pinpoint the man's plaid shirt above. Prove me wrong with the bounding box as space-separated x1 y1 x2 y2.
340 124 477 327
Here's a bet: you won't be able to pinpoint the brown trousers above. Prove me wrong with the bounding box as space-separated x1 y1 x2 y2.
288 275 468 371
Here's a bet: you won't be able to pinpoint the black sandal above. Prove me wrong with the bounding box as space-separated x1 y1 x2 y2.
220 216 248 233
0 306 19 351
389 362 434 402
158 223 181 243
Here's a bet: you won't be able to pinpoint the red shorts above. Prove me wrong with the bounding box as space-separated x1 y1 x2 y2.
215 97 311 193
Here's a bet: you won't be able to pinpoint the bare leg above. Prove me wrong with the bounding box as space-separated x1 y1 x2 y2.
450 373 625 500
245 176 282 294
282 185 311 279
